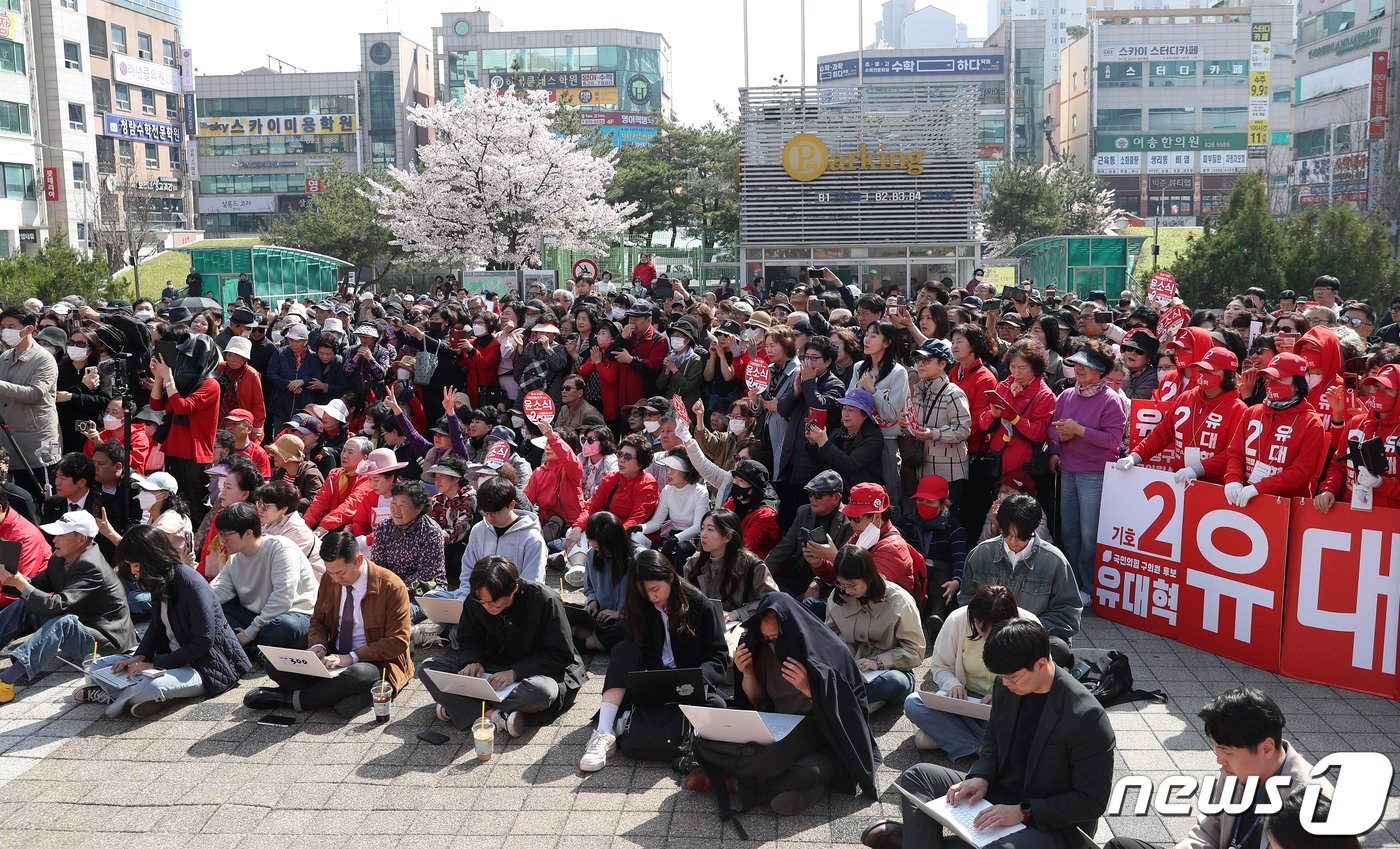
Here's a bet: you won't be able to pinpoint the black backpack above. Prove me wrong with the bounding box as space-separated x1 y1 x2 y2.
1071 648 1168 708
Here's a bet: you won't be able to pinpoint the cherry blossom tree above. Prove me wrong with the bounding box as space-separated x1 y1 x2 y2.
366 86 644 269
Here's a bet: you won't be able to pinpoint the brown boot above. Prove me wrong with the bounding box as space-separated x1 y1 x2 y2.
684 769 713 793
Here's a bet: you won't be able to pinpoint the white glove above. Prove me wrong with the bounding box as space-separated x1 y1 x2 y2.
1114 454 1138 472
1223 482 1243 505
630 530 653 549
1357 468 1382 489
1174 466 1198 484
675 420 691 443
1236 485 1259 507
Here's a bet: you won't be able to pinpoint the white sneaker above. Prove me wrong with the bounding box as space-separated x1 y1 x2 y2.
491 709 524 738
914 730 941 751
411 622 445 647
579 729 616 772
564 566 585 588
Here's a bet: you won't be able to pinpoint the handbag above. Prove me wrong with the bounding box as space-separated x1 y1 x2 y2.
619 702 694 761
968 450 1002 481
413 349 439 386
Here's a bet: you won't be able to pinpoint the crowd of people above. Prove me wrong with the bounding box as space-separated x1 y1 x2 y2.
0 264 1371 847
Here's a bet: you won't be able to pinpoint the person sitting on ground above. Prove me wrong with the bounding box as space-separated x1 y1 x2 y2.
266 433 323 513
303 436 372 533
223 408 271 478
903 585 1038 761
369 480 447 606
211 502 317 658
522 420 584 546
563 433 660 562
79 525 250 718
682 508 779 625
345 447 409 539
0 510 135 703
801 482 917 620
907 473 967 634
636 450 710 563
1262 791 1354 849
862 619 1114 849
976 471 1053 545
580 549 729 773
419 555 586 739
688 592 879 817
254 481 325 578
763 469 853 598
243 530 413 718
573 511 634 652
824 545 925 712
457 476 546 590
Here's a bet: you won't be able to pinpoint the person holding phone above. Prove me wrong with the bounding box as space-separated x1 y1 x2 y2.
762 470 852 598
150 334 221 528
54 328 109 455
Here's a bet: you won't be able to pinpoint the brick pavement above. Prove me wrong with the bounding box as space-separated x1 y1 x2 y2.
0 612 1396 848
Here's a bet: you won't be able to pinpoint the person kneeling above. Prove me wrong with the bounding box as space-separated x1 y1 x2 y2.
243 530 413 718
419 555 585 738
825 545 925 712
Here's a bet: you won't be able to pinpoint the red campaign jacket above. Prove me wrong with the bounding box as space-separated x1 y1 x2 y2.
1152 327 1215 404
572 470 659 531
303 468 369 529
810 520 915 595
951 361 999 453
577 350 623 421
462 335 501 408
523 432 585 526
977 376 1055 473
1322 413 1400 509
150 377 221 464
619 326 668 408
1131 387 1247 481
1223 401 1327 498
721 497 782 560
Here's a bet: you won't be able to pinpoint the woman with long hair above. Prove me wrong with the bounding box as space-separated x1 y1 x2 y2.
577 549 728 773
574 511 634 651
902 584 1038 758
824 545 924 710
78 526 251 718
851 320 911 507
681 509 778 624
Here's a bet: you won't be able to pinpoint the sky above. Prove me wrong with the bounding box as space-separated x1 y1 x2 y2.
184 0 989 126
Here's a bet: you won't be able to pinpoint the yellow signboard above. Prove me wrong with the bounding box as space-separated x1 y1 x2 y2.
1249 71 1270 98
197 114 357 138
781 133 926 182
1248 120 1270 146
550 88 619 108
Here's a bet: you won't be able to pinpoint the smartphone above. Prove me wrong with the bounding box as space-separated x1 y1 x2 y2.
84 366 98 380
1344 373 1359 391
807 527 829 546
807 267 822 281
139 668 165 678
417 729 450 745
257 714 297 728
984 299 1002 313
1094 310 1113 325
449 330 468 348
805 409 828 430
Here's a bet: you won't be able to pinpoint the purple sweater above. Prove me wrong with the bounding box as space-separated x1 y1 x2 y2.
1048 387 1127 474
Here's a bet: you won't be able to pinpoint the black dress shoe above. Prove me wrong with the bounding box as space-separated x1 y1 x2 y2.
924 614 944 643
243 686 294 710
861 820 904 849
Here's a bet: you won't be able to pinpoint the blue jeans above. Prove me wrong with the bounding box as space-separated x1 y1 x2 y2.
220 602 311 654
90 655 205 719
124 578 151 617
1059 470 1104 595
0 598 33 646
6 611 99 682
903 690 987 761
864 669 914 705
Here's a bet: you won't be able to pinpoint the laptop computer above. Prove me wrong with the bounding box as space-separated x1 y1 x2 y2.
679 705 803 745
90 665 143 692
917 690 992 721
627 668 707 707
261 646 344 679
416 596 465 626
423 668 519 702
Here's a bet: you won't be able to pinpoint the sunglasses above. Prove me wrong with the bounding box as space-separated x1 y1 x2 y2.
582 436 599 444
618 452 638 461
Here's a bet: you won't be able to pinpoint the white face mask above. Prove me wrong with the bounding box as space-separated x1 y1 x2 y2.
854 521 881 549
135 310 155 321
363 423 376 437
746 328 763 343
670 337 687 352
2 328 23 347
610 308 625 321
524 316 538 328
511 415 526 429
396 367 412 381
103 414 122 431
642 419 661 434
1157 368 1172 383
728 418 748 435
137 491 159 510
472 323 488 337
66 345 88 362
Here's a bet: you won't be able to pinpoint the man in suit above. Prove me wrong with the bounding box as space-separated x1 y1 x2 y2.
242 529 412 718
0 510 136 702
42 453 104 526
862 619 1115 849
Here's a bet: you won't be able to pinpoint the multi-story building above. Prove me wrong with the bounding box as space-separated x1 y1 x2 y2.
359 32 433 172
987 0 1084 88
1058 0 1294 221
0 3 42 255
435 10 672 146
1289 0 1394 214
193 69 361 237
985 18 1049 163
873 0 976 49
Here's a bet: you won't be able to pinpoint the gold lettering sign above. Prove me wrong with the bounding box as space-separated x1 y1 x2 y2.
781 133 926 182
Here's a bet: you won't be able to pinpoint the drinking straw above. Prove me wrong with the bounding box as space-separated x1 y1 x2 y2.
481 701 486 724
380 667 386 687
92 641 98 663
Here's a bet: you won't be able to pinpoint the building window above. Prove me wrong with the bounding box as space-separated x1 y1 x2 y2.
369 70 396 132
87 17 108 57
144 144 159 168
63 41 82 70
0 1 19 10
1096 108 1142 131
68 103 85 131
1202 106 1246 131
61 0 79 8
1147 107 1196 132
118 139 134 164
96 137 114 173
169 146 181 171
2 163 35 200
141 89 155 116
115 82 130 111
1071 114 1078 132
166 94 178 121
72 162 87 187
0 99 28 134
92 77 111 113
162 39 177 67
111 24 127 55
137 32 152 61
0 38 24 75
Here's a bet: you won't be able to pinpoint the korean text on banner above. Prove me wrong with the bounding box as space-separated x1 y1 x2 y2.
1126 400 1181 472
522 390 555 425
1282 500 1400 699
1094 466 1186 639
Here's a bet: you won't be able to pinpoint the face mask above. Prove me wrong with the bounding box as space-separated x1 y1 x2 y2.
1063 364 1076 380
746 328 763 343
642 419 660 434
916 503 941 521
1265 379 1293 403
1305 373 1323 391
597 335 613 348
524 316 538 329
733 485 758 504
511 415 526 429
429 322 445 336
670 337 687 352
728 418 748 435
135 310 155 321
610 308 625 321
1157 368 1172 383
1196 370 1223 390
103 414 122 431
271 331 284 344
396 367 412 381
137 491 159 510
581 441 600 458
66 345 88 362
363 423 377 437
1366 391 1397 415
854 521 881 549
237 329 251 338
472 323 487 337
1 328 22 347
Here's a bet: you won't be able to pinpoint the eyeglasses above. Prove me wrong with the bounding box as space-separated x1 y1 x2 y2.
807 490 839 499
582 436 599 444
618 452 638 461
801 354 825 362
564 384 582 392
1344 316 1369 327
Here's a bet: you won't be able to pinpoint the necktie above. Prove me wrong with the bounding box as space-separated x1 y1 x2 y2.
337 588 356 655
70 502 80 513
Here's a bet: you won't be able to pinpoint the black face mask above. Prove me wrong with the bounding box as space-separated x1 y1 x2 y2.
428 323 446 337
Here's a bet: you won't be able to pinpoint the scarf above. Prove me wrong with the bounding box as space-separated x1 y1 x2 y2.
1266 395 1304 411
1074 380 1108 398
219 364 246 420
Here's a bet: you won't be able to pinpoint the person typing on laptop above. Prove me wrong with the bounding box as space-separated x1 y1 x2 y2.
861 619 1114 849
242 530 413 719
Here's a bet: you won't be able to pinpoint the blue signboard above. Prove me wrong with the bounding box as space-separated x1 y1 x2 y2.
104 113 183 146
818 53 1005 82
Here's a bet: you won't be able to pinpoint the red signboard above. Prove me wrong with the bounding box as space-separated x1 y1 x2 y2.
745 360 770 393
484 439 512 469
1371 52 1389 140
1157 305 1190 343
1126 399 1180 472
572 258 598 280
522 390 555 425
305 178 324 193
1147 271 1177 306
671 395 690 428
42 167 59 202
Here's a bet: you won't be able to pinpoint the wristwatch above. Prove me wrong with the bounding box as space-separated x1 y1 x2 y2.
1020 801 1032 824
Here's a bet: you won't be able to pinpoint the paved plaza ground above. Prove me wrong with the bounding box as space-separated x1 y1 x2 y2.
0 611 1396 848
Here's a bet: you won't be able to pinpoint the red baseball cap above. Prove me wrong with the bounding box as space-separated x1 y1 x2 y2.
1363 364 1400 393
223 408 255 423
1191 347 1239 372
840 482 891 517
911 474 950 502
998 470 1037 496
1165 328 1195 350
1260 352 1308 380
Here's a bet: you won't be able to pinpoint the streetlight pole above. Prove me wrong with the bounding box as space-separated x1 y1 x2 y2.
32 142 92 252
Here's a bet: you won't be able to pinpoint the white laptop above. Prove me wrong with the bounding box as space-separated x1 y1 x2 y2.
895 782 1025 848
679 705 803 745
261 646 343 679
424 668 519 702
417 596 465 625
917 690 992 721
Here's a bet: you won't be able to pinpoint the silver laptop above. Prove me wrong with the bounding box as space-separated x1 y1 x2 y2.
423 668 518 702
261 646 344 679
416 596 465 625
679 705 803 745
917 690 992 721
